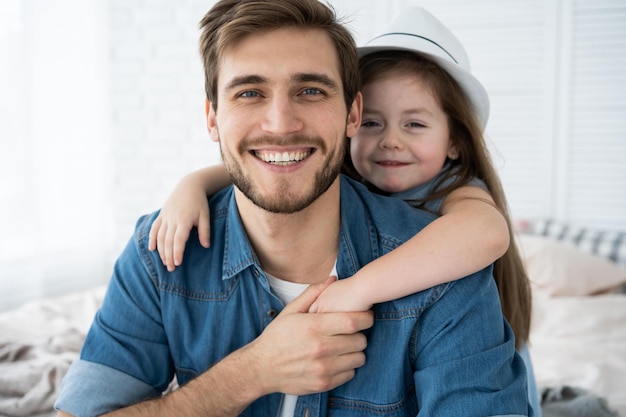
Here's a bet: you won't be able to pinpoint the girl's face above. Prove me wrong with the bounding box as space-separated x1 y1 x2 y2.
351 71 457 193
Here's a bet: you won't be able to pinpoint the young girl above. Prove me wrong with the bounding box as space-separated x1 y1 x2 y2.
150 6 538 411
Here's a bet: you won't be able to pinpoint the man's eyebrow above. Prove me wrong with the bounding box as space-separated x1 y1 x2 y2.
223 73 341 92
224 75 268 92
293 73 340 90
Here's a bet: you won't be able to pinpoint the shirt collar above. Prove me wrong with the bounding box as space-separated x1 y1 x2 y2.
219 176 380 281
221 188 258 280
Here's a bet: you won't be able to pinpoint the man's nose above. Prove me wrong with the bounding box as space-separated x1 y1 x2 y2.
261 96 304 135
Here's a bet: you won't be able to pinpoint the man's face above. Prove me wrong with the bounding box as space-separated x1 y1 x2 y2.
207 27 361 214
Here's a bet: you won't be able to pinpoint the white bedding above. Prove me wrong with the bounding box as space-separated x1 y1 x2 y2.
530 292 626 415
0 287 105 417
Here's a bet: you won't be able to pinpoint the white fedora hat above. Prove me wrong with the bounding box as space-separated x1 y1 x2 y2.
358 7 490 130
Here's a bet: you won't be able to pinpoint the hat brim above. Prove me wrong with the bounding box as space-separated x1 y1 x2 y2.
358 38 490 130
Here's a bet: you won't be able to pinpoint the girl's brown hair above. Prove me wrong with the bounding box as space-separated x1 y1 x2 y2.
351 50 532 347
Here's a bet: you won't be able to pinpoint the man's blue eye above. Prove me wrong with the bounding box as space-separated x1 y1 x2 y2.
302 88 322 95
240 91 259 98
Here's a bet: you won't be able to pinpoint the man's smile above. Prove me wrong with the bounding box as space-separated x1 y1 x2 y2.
253 148 315 166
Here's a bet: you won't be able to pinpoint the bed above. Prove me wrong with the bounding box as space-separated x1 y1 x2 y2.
518 219 626 416
1 219 625 417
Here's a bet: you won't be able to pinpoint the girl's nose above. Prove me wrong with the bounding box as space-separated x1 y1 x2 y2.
378 129 403 150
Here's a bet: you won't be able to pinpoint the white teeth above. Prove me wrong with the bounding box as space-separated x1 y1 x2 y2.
255 150 310 165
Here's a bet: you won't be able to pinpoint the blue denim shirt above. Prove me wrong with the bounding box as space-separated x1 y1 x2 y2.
390 168 542 417
55 175 531 417
390 162 486 214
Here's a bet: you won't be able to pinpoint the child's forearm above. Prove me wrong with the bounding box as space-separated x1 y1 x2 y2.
353 201 509 305
187 164 232 197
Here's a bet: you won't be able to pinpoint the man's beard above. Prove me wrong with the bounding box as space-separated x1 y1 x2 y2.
219 131 346 214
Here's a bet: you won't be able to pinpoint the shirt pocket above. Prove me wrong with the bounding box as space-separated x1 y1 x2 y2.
327 391 418 417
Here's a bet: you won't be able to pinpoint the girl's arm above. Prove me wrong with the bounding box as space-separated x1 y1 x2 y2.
148 164 231 271
309 186 510 312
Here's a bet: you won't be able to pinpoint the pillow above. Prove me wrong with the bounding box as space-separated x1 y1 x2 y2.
516 234 626 296
515 218 626 269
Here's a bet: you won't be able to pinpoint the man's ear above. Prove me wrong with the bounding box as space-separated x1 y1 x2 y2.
205 99 219 142
346 92 362 138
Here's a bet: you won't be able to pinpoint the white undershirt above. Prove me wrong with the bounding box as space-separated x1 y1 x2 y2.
266 264 337 417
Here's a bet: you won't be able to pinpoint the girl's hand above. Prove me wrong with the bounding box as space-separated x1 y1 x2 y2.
148 181 211 272
148 165 232 271
309 277 373 313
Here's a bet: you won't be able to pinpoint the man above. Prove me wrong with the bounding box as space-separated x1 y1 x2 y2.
55 0 530 416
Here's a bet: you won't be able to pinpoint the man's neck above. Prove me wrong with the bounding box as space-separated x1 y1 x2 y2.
235 179 341 285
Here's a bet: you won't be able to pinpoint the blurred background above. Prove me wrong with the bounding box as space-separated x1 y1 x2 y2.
1 0 624 312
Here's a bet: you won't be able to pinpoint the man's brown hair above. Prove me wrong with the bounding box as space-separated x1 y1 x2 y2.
199 0 359 112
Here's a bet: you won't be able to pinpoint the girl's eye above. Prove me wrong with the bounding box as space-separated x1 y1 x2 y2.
407 121 426 128
361 120 381 128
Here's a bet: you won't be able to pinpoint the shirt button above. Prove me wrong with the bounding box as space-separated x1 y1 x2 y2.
304 408 310 417
253 269 260 277
267 309 278 319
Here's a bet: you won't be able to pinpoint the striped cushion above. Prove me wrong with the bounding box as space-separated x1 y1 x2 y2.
516 219 626 270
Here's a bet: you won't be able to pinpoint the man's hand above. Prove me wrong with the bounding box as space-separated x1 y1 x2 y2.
245 277 374 396
56 278 374 417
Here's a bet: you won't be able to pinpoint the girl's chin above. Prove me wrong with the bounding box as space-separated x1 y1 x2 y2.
374 180 408 194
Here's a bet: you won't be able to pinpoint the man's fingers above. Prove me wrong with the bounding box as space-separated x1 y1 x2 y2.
281 276 336 314
281 350 367 395
316 311 374 336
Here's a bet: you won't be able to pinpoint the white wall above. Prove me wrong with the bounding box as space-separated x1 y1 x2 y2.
0 0 114 311
334 0 626 230
1 0 624 311
107 0 220 253
107 0 626 246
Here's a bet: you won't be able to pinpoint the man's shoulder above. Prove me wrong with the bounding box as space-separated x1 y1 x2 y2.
133 186 235 244
383 266 494 310
127 187 235 272
337 176 438 279
126 188 237 294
